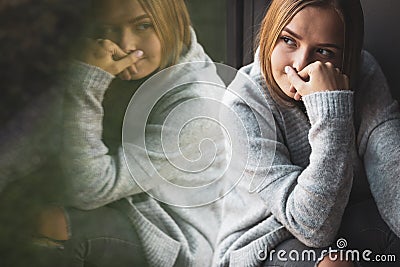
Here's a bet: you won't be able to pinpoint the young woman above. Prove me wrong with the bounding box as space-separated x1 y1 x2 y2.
216 0 400 266
36 0 226 266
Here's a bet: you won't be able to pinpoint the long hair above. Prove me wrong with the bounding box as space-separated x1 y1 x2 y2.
258 0 364 106
137 0 191 68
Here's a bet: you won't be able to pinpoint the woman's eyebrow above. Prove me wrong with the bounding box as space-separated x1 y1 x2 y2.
316 42 343 50
282 27 302 40
128 14 151 24
283 27 343 50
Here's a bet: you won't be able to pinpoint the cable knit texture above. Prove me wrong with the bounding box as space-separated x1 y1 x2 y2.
214 50 400 267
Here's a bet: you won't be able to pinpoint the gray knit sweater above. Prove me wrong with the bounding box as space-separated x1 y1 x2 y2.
214 50 400 267
61 29 227 267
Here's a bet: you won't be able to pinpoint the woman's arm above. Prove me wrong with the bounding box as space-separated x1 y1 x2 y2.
61 61 144 210
60 39 157 209
227 72 355 248
356 51 400 237
268 91 354 247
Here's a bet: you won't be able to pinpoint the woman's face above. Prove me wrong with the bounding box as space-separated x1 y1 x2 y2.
94 0 162 80
270 6 344 99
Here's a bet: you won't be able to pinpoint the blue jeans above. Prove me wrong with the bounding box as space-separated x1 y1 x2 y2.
33 205 147 267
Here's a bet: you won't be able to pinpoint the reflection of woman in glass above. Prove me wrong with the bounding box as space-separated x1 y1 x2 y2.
216 0 400 266
38 0 224 266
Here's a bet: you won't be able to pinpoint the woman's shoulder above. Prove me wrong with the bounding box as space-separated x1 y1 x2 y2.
177 27 212 64
360 50 381 78
357 50 391 98
227 59 278 112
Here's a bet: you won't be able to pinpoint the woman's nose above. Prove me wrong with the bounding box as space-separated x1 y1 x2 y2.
118 28 137 53
292 49 312 72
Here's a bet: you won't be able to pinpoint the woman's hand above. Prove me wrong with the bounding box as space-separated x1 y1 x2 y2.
79 38 143 78
285 61 350 101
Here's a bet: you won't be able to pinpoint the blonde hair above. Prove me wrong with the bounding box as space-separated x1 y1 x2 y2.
258 0 364 106
137 0 191 68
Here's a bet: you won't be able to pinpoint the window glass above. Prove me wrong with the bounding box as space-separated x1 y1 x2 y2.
186 0 227 63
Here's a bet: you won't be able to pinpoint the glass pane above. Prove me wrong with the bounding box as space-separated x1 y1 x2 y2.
186 0 227 63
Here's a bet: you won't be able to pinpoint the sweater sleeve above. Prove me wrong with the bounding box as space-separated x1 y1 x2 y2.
229 73 355 248
61 61 227 210
285 91 354 247
356 51 400 237
60 61 145 210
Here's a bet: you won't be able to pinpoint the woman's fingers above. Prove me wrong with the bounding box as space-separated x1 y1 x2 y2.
79 38 143 76
107 41 128 60
118 69 132 81
114 50 143 74
286 61 350 100
285 66 306 92
294 92 302 101
107 51 142 75
333 67 348 90
115 53 142 80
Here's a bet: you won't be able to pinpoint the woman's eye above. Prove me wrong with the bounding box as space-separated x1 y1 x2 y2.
98 25 118 35
281 36 296 46
316 48 334 58
136 22 153 31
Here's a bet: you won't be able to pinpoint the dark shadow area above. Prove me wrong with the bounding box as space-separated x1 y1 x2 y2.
187 0 227 63
0 1 90 266
361 0 400 101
